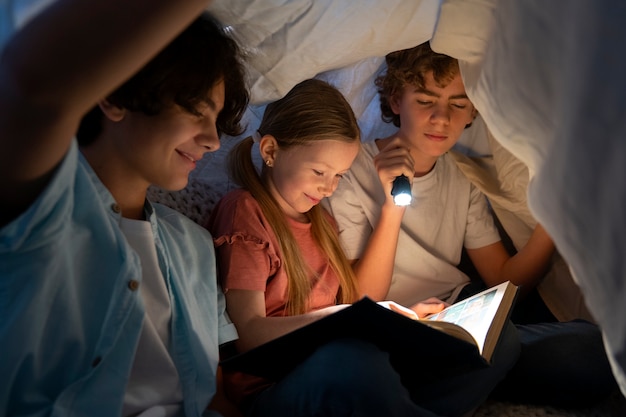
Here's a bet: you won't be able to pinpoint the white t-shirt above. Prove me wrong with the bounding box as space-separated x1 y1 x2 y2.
120 217 183 417
325 140 500 305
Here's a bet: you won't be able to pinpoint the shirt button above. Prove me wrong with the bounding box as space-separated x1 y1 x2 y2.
92 357 102 367
111 203 121 213
128 280 140 291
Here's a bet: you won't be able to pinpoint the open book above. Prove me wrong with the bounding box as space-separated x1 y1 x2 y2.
220 281 518 381
379 281 518 363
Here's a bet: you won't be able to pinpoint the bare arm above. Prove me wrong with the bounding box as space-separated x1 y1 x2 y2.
467 223 555 295
0 0 212 226
352 137 413 300
225 289 348 353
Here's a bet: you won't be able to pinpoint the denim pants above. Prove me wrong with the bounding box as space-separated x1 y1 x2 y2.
492 319 618 408
247 322 520 417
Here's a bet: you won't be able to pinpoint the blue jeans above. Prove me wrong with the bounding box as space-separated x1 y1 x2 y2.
491 319 618 408
247 322 520 417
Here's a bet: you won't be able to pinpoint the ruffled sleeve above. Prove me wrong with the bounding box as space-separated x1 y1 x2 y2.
206 189 281 292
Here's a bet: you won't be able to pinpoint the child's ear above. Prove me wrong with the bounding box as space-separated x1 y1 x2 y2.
98 99 126 122
465 107 479 129
259 135 279 166
389 93 402 115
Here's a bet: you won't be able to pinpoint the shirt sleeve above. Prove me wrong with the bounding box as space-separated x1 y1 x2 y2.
216 287 238 345
208 190 281 292
0 140 77 252
463 184 501 249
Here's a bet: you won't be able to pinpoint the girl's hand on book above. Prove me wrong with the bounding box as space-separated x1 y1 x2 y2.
410 298 449 318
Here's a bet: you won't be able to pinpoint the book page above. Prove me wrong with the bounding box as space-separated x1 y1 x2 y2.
425 284 505 354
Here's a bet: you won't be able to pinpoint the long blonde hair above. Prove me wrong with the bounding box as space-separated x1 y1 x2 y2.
229 79 360 315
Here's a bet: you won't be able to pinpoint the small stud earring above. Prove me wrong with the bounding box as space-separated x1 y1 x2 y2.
265 159 273 167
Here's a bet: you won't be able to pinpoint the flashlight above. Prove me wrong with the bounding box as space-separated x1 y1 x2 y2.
391 174 412 206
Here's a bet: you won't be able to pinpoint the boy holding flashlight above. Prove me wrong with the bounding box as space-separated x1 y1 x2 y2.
325 41 616 408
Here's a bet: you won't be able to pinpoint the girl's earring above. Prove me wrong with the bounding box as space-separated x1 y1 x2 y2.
265 159 273 167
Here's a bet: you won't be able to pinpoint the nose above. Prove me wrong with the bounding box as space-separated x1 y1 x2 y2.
198 122 221 153
320 176 339 197
430 103 450 125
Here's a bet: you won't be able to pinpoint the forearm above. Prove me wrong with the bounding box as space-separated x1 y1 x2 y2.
3 0 210 115
501 224 555 289
234 305 347 352
353 203 405 300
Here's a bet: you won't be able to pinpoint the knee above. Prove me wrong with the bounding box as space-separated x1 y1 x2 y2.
267 339 416 416
495 320 618 407
301 338 397 389
293 339 413 407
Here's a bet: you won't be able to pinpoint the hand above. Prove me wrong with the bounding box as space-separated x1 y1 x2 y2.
410 297 448 318
373 137 414 205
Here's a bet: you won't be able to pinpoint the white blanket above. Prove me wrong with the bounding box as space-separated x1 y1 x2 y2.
434 0 626 394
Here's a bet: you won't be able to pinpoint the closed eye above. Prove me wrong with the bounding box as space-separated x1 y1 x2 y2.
313 170 324 176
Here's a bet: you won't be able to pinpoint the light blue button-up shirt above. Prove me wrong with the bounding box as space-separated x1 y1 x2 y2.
0 141 237 417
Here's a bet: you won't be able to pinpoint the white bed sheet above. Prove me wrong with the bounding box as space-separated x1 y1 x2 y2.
207 0 440 104
493 2 626 394
437 0 626 394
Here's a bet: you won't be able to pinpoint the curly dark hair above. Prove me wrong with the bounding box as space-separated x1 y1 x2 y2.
77 12 249 145
375 41 459 127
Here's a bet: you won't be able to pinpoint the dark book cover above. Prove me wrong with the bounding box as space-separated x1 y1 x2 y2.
220 297 488 381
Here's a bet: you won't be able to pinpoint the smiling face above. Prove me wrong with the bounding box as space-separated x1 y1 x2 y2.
391 71 476 162
108 79 225 192
263 137 360 222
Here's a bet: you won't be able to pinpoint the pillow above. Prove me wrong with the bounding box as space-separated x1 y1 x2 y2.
316 56 396 141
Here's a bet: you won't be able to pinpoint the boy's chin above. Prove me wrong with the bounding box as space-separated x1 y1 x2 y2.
158 178 190 192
